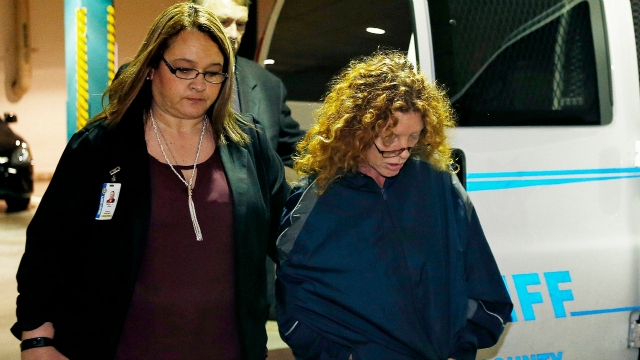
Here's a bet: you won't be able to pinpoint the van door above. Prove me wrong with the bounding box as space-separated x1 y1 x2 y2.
423 1 640 358
260 1 640 358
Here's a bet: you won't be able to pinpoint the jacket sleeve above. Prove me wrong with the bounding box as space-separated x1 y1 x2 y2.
278 180 306 234
274 81 305 168
246 116 291 264
449 175 513 359
11 127 100 339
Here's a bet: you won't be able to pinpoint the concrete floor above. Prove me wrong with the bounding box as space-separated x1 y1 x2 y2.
0 180 294 359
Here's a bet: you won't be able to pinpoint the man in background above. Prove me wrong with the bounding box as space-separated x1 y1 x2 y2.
194 0 305 169
194 0 305 321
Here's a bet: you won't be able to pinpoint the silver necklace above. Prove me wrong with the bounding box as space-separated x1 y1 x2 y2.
150 109 207 241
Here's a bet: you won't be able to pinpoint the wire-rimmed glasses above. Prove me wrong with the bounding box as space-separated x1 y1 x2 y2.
372 141 422 158
161 57 228 84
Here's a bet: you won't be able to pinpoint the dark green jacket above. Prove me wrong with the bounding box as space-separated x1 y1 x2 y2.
12 111 289 359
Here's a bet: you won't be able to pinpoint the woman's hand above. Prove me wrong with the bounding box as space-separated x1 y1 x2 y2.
21 347 68 360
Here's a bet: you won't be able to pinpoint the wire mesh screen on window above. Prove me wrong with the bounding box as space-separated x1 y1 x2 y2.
433 0 599 126
631 0 640 81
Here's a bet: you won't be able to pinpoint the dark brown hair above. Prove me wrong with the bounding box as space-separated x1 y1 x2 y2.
94 2 249 145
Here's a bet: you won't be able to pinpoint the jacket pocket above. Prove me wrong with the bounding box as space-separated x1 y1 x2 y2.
279 316 355 360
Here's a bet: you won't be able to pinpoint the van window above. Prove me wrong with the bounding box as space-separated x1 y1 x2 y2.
264 0 610 126
430 0 610 126
264 0 414 102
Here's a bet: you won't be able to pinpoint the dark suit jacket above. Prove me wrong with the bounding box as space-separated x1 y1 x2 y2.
235 56 305 167
12 109 289 359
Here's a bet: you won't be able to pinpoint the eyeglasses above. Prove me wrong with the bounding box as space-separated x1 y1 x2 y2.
161 57 228 84
372 141 421 158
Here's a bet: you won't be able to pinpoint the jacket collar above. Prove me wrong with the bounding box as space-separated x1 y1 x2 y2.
336 169 401 193
234 56 260 113
107 113 152 287
219 139 250 239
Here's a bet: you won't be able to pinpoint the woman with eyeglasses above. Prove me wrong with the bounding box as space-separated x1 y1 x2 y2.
276 51 513 360
12 3 288 359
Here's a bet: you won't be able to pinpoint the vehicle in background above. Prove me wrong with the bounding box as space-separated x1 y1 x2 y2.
0 113 33 212
260 0 640 358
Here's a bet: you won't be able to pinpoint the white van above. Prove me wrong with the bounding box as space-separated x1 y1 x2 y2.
259 0 640 358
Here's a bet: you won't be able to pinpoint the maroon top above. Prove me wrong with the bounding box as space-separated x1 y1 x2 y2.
116 150 240 360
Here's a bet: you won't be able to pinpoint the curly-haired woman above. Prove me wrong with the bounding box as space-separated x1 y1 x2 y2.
275 51 512 360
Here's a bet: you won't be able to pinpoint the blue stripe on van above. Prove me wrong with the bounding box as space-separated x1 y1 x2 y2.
466 167 640 192
570 306 640 317
467 167 640 179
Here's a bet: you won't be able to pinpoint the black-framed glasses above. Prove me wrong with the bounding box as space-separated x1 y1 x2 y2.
372 141 421 158
161 57 228 84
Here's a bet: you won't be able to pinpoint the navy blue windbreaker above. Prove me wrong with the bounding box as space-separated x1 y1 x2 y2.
276 159 513 360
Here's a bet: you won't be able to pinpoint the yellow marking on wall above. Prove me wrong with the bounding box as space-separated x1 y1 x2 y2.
76 8 89 130
107 5 116 84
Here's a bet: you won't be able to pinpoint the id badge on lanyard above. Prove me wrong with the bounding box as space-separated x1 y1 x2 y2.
95 183 121 220
95 167 122 220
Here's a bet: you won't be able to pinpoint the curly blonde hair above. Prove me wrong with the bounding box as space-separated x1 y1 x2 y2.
294 50 456 194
